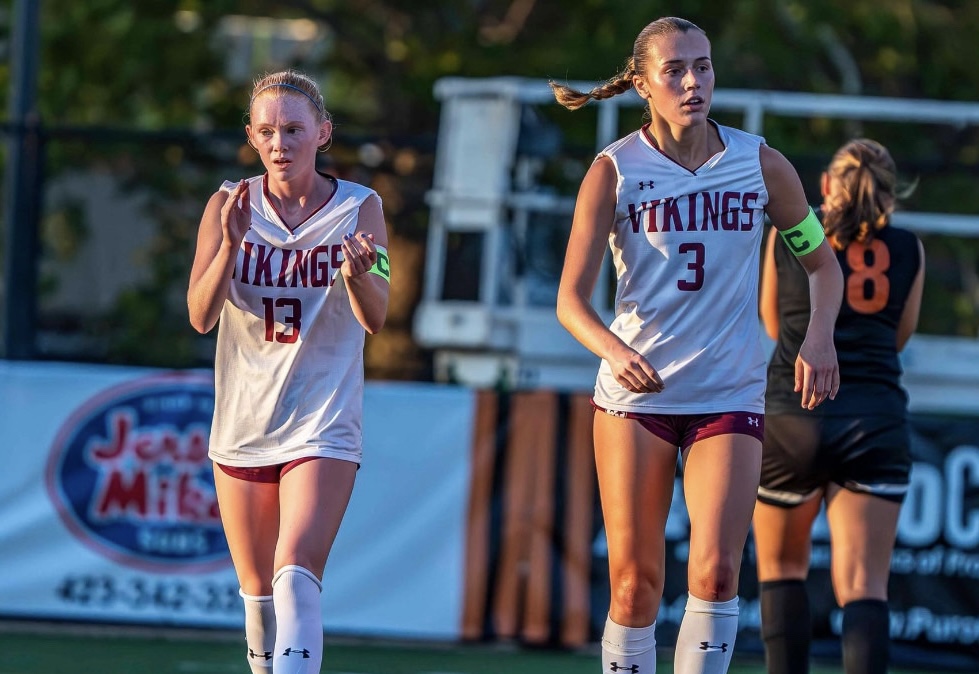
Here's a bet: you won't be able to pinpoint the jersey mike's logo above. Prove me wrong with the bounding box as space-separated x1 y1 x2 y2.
45 372 229 572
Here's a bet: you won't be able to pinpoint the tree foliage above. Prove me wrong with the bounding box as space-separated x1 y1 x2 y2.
2 0 979 369
5 0 979 136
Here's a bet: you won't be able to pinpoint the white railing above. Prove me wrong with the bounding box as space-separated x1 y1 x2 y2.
418 77 979 408
434 76 979 238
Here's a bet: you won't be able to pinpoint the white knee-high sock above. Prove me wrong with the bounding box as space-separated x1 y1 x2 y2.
272 565 324 674
602 614 656 674
673 594 739 674
240 590 275 674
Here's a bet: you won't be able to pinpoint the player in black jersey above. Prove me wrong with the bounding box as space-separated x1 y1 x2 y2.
753 139 925 674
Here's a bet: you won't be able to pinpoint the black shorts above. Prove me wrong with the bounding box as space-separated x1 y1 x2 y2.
758 413 911 506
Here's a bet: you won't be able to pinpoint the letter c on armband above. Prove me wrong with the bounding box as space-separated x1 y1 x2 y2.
779 207 825 256
368 245 391 283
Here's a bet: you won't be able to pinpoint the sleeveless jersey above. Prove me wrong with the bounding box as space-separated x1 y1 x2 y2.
208 173 378 466
766 220 921 416
594 123 769 414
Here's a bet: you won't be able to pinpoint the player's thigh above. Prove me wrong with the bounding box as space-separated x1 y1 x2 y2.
683 433 761 565
825 484 900 603
752 495 822 581
213 464 280 592
593 412 677 578
275 456 358 576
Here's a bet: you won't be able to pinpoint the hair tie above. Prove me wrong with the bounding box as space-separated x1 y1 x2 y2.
250 83 323 113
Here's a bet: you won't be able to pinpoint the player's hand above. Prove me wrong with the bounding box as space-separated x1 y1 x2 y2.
221 180 251 248
340 231 377 280
794 334 839 410
609 346 664 394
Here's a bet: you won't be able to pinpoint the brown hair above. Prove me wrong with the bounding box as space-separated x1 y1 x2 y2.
821 138 913 250
549 17 706 110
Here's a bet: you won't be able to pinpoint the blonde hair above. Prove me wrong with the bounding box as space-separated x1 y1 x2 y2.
248 70 332 150
822 138 914 250
549 17 706 110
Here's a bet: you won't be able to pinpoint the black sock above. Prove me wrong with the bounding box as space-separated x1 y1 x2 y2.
759 579 811 674
842 599 889 674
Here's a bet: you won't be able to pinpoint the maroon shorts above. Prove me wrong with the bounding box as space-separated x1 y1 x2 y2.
592 401 764 450
215 457 319 484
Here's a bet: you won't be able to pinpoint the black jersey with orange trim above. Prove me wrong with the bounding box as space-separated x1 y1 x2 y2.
765 219 921 417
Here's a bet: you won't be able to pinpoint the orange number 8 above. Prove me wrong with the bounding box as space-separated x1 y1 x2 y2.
845 239 890 314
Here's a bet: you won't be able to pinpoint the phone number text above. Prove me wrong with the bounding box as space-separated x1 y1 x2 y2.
56 574 240 614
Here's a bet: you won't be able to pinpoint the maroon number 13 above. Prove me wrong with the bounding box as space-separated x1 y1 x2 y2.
261 297 301 343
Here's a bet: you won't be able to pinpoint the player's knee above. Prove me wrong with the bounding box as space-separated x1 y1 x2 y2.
834 581 887 607
688 557 739 600
609 569 660 619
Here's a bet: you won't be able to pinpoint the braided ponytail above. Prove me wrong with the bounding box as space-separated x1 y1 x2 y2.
550 17 707 111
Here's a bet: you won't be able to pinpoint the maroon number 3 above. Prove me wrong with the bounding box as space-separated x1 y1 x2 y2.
677 242 705 291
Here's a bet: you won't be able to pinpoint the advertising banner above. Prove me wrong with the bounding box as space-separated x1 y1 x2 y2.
2 362 977 667
0 362 472 639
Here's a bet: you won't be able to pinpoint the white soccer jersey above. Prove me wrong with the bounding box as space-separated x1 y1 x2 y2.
594 123 769 415
208 174 377 466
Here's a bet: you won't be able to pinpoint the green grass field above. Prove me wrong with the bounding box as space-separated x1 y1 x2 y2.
0 623 941 674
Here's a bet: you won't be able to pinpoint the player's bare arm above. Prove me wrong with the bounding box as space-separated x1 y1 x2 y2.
187 180 251 334
342 193 390 334
896 237 926 351
761 144 842 409
759 226 780 341
557 157 663 394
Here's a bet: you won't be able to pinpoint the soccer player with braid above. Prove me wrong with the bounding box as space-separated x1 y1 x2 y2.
754 139 925 674
551 16 842 674
188 69 390 674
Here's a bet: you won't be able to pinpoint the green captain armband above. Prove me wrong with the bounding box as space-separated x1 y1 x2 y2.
368 244 391 283
778 207 825 257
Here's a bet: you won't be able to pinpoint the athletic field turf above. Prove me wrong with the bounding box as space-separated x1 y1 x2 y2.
0 622 940 674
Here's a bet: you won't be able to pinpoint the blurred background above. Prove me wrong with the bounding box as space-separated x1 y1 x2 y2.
2 1 979 672
3 0 979 373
